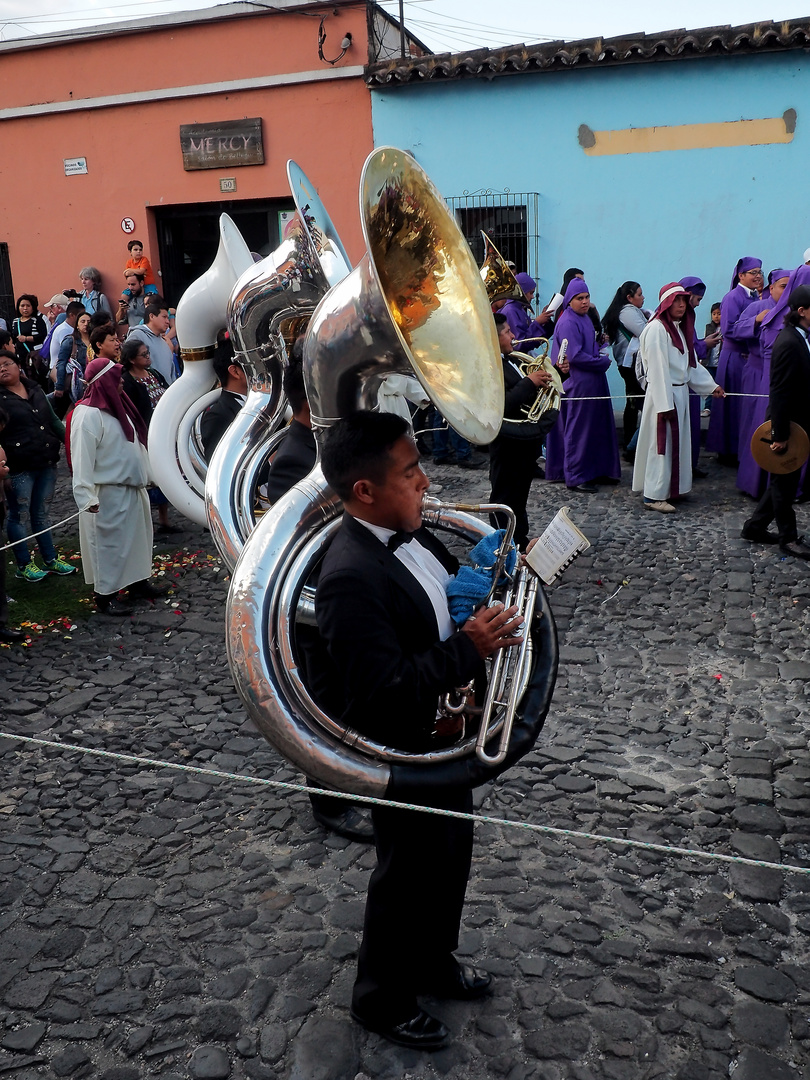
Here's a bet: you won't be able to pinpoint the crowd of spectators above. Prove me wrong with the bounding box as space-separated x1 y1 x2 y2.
0 241 181 618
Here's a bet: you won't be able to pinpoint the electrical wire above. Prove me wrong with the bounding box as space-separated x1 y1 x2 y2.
375 0 560 49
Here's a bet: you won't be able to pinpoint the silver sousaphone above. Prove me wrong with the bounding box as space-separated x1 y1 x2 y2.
205 162 352 570
148 214 254 526
225 147 558 798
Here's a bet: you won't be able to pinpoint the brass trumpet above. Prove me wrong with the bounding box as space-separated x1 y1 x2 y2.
500 339 566 438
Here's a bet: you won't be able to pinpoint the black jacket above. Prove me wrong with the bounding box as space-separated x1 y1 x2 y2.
200 390 243 462
315 513 483 752
0 376 62 473
769 324 810 443
264 419 316 502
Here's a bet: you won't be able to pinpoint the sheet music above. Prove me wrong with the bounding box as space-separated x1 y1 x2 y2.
526 506 590 584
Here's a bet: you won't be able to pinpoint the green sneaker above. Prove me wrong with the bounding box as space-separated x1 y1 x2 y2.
45 556 77 576
15 560 48 582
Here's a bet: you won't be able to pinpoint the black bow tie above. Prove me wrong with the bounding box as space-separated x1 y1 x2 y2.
388 529 415 552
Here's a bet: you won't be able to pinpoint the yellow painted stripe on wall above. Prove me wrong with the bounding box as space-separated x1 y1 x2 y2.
579 110 796 156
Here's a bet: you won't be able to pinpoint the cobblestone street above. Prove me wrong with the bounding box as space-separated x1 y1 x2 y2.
2 453 810 1080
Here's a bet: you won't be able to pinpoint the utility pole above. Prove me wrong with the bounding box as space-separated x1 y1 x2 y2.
399 0 406 58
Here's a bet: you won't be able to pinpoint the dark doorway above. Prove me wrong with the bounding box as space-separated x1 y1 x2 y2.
0 243 15 330
153 198 295 306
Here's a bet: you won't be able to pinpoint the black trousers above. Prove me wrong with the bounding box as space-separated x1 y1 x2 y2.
0 505 7 629
745 469 801 543
618 365 644 448
352 785 473 1025
489 435 543 550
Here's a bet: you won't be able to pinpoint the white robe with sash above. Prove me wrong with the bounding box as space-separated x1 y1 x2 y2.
632 319 718 501
70 406 153 594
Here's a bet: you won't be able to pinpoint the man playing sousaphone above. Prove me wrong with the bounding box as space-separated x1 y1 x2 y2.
315 411 526 1051
742 284 810 558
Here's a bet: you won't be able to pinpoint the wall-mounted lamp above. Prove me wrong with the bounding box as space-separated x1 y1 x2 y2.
318 14 352 65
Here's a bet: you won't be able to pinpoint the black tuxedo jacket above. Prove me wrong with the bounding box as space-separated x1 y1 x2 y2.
200 390 244 462
264 419 317 502
769 324 810 443
315 513 483 752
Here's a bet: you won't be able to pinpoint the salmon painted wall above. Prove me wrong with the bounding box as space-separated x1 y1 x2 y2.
0 9 372 312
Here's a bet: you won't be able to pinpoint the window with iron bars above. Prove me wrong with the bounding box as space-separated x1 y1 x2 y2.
446 192 540 286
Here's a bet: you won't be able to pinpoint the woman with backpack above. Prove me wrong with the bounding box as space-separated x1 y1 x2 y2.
54 312 92 418
602 281 649 456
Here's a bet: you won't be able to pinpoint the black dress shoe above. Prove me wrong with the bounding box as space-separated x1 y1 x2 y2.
741 526 779 544
693 467 708 479
568 483 597 494
779 538 810 560
457 454 488 470
311 804 374 843
532 464 546 480
426 963 493 1001
129 579 171 600
350 1007 449 1050
0 626 25 642
156 523 183 535
96 597 133 616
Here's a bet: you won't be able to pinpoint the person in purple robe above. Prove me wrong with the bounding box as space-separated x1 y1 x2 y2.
546 279 620 493
500 273 554 349
679 277 720 479
706 256 763 464
736 269 791 498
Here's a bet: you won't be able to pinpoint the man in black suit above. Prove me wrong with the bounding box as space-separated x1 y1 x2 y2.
262 352 316 503
200 339 247 462
488 312 553 548
316 411 524 1050
742 284 810 559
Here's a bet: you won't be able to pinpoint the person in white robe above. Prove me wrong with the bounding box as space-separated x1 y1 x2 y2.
633 283 724 512
70 353 167 613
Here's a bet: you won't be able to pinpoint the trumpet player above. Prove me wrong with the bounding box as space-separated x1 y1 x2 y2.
489 313 553 549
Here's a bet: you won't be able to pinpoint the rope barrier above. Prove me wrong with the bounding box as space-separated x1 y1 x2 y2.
560 392 766 402
1 730 807 879
0 508 86 554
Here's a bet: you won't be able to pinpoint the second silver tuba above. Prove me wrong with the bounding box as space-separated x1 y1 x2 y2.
205 161 351 569
225 147 557 798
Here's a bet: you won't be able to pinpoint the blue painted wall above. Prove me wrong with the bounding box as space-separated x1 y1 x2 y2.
371 51 807 393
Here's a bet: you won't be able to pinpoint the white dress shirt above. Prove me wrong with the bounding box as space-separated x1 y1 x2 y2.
356 518 455 641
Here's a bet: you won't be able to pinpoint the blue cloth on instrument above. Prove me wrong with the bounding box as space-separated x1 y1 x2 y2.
446 530 517 626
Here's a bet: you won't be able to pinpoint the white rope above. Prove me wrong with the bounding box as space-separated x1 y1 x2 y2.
562 392 766 402
0 508 86 554
2 731 808 879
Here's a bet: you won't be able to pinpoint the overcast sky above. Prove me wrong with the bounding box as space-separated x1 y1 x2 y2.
1 0 808 48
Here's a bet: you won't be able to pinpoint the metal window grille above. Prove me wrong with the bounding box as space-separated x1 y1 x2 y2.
446 191 540 285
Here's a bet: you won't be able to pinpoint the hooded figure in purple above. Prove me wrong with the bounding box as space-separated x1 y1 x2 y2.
736 268 792 498
500 272 553 348
706 256 763 461
545 278 620 490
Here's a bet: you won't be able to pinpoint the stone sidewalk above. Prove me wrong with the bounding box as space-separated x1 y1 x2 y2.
2 456 810 1080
